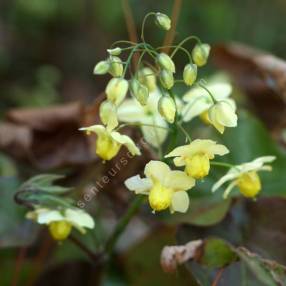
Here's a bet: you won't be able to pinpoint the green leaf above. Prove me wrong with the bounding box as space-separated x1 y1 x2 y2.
200 238 237 268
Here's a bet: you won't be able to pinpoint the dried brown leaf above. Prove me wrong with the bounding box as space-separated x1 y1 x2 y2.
160 239 203 273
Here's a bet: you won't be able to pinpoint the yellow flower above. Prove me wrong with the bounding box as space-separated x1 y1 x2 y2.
183 63 197 86
26 208 95 241
208 101 237 134
108 56 123 77
137 67 157 92
99 100 118 131
80 125 141 160
212 156 276 198
125 161 195 213
105 78 128 106
157 53 176 73
192 43 211 67
165 139 229 179
158 95 176 123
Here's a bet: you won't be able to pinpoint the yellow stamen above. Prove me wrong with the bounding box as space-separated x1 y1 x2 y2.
96 133 121 160
49 221 72 241
185 153 210 179
148 181 173 211
237 171 261 198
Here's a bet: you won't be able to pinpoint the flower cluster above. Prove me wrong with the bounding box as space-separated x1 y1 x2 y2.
80 12 276 214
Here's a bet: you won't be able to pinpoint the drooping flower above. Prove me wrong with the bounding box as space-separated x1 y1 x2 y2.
165 139 229 179
155 12 171 30
208 100 237 134
183 63 197 86
157 53 176 73
212 156 276 199
26 207 95 240
99 100 118 131
80 125 141 160
93 60 110 75
117 90 169 148
105 78 129 106
182 79 233 122
192 43 211 67
159 69 174 90
129 78 149 105
125 160 195 213
108 56 123 77
137 67 157 92
158 95 176 123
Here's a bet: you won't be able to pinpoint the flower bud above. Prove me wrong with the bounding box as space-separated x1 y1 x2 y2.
130 79 149 105
106 78 128 106
137 67 157 92
158 95 176 123
159 70 174 90
108 56 123 77
93 60 110 75
49 221 72 241
155 12 171 31
99 100 118 130
183 63 197 86
107 47 122 56
192 43 211 67
157 53 175 73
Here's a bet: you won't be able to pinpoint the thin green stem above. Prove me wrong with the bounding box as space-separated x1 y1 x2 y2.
123 44 141 77
177 122 192 142
197 82 216 103
110 40 137 48
105 196 145 256
116 122 169 131
210 161 234 168
141 12 156 42
170 35 201 58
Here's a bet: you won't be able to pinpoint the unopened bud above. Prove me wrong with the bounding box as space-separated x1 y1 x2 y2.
109 56 123 77
93 60 110 75
106 78 128 106
155 12 171 31
130 79 149 105
99 100 118 130
183 63 197 86
158 96 176 123
159 70 174 90
138 67 157 92
157 53 175 73
192 43 211 67
107 47 122 56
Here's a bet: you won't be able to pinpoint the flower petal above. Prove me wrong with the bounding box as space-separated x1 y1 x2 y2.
65 209 95 232
170 191 190 213
166 170 195 191
79 124 106 136
111 131 141 156
124 175 152 194
144 160 170 183
117 99 145 123
37 209 64 224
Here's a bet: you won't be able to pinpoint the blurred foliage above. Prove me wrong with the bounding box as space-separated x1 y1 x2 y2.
0 0 286 285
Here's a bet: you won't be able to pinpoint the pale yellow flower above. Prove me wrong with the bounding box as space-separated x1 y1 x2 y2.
26 207 95 240
212 156 276 199
165 139 229 179
125 160 195 213
80 125 141 160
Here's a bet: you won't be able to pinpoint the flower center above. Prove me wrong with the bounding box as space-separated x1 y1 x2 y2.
148 181 174 212
49 221 72 240
96 133 121 160
237 171 261 198
185 153 210 179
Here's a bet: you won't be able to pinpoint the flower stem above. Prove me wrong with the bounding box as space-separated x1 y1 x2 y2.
210 161 234 168
105 196 145 256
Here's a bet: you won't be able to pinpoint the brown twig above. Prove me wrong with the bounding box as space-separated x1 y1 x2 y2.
121 0 139 69
162 0 182 54
211 268 224 286
25 236 53 286
11 247 27 286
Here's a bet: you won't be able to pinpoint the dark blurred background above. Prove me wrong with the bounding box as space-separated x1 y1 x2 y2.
1 0 286 285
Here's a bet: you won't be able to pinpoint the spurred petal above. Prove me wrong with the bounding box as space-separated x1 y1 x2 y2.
124 175 152 194
111 131 141 156
170 191 190 213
